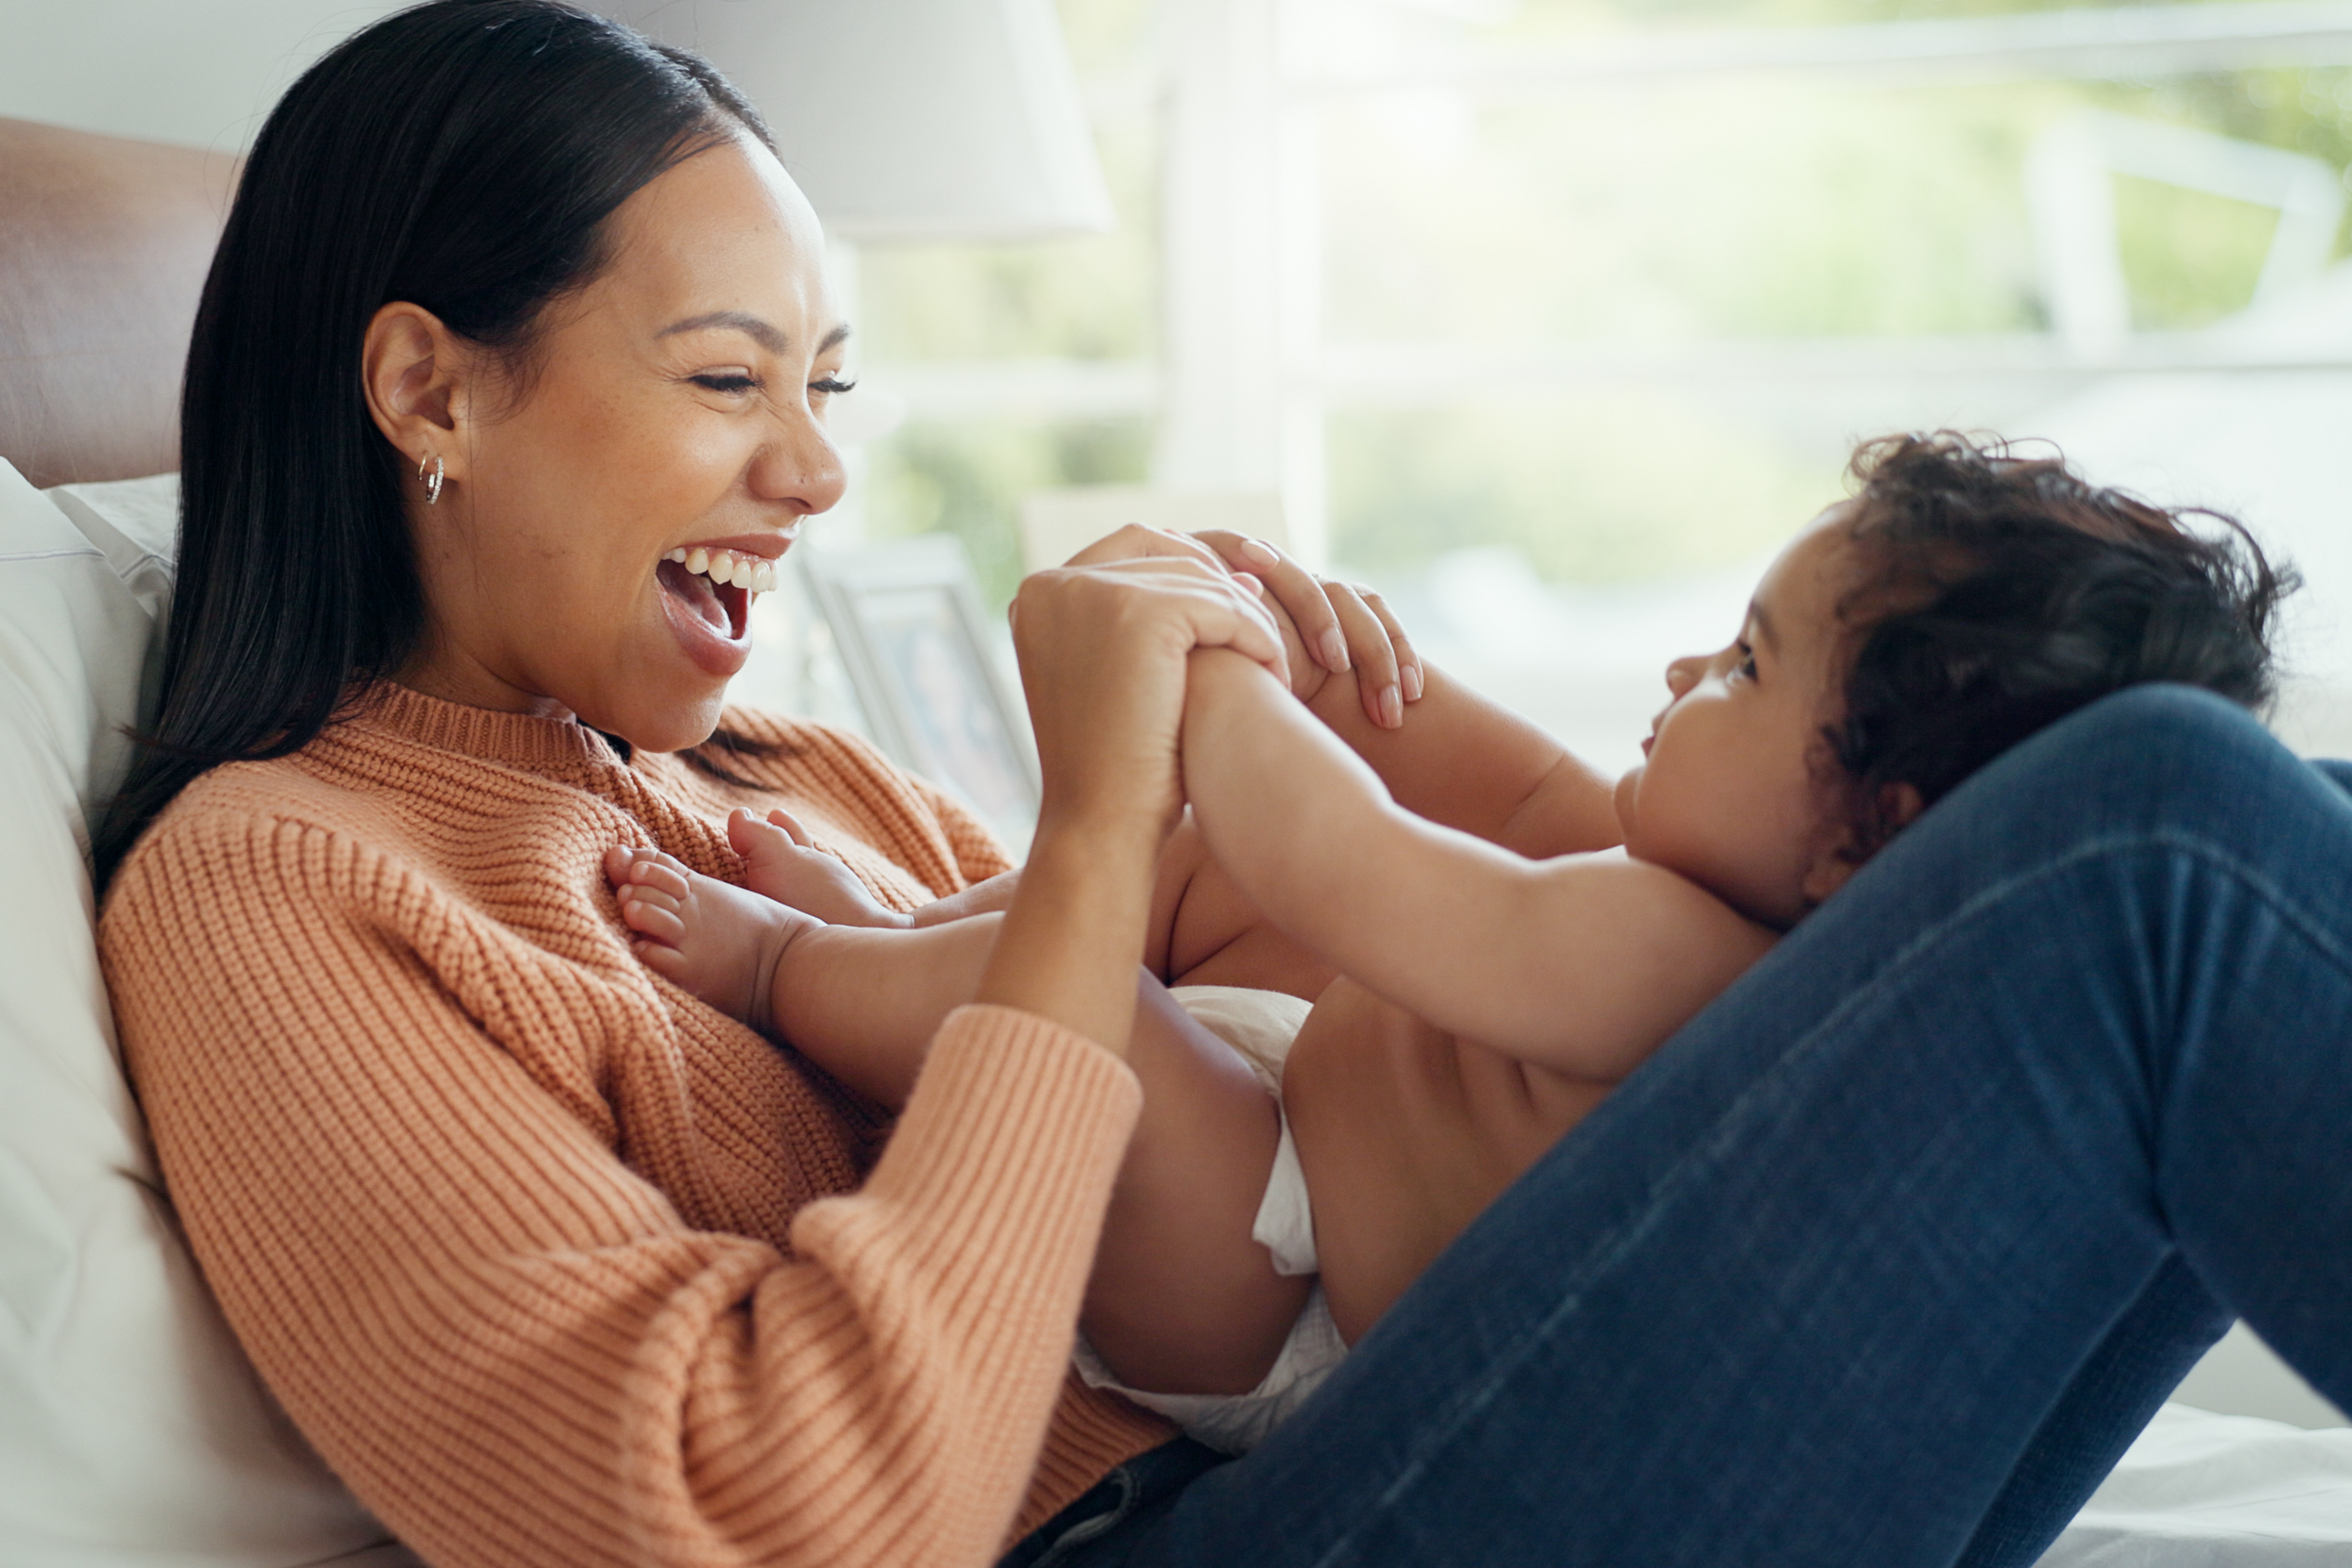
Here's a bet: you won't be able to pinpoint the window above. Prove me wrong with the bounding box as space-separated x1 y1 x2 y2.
857 0 2352 765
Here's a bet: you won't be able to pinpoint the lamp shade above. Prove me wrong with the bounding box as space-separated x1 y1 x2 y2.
593 0 1114 242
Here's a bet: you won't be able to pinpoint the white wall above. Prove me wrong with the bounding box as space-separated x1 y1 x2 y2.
0 0 400 152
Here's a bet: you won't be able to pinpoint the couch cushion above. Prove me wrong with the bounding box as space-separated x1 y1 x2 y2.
0 460 393 1566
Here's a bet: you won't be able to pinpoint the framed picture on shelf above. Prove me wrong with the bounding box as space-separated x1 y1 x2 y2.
800 534 1040 844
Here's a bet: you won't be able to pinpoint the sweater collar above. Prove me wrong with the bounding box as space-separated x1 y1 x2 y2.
352 683 626 775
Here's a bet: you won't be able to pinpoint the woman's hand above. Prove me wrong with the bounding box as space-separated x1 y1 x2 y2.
1065 525 1425 730
1010 538 1288 844
1199 530 1424 730
982 539 1287 1053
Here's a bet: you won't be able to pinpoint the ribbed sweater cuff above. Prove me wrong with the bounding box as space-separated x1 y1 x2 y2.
860 1005 1140 1292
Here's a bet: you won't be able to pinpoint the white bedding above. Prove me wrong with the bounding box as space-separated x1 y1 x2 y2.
2040 1404 2352 1566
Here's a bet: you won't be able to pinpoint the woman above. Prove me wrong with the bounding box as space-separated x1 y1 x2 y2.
98 5 2352 1567
94 5 1393 1561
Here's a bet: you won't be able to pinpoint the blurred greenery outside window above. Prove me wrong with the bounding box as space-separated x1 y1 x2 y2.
855 0 2352 610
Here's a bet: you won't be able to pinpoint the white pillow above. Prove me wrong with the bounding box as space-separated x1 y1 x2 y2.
0 461 406 1567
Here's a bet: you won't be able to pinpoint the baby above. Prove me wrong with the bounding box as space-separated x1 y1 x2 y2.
606 432 2287 1453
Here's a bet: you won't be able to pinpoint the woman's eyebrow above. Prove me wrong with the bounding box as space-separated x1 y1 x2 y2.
656 313 854 356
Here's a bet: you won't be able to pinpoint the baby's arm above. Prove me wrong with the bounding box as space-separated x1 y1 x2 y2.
1147 661 1623 997
1180 651 1775 1078
604 844 996 1108
1296 657 1624 860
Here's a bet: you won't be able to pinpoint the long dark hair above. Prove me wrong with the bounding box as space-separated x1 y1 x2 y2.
1824 431 2293 860
92 0 774 890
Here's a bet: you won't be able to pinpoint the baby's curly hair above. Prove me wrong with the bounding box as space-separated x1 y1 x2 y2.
1825 431 2295 860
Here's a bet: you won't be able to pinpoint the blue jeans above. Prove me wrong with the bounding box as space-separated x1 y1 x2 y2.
1013 684 2352 1567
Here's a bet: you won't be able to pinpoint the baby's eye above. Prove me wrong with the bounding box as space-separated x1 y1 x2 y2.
690 372 761 395
1733 642 1757 681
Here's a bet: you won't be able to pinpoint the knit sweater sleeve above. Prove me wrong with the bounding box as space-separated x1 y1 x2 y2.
907 773 1020 883
103 807 1139 1568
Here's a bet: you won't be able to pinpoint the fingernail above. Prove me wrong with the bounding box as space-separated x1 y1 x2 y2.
1380 684 1403 728
1401 665 1423 702
1240 537 1280 567
1319 629 1350 671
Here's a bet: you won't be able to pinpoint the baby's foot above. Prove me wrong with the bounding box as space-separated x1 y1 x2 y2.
604 844 804 1032
728 808 911 929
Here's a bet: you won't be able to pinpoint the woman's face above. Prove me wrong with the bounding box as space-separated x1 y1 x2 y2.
1613 508 1862 927
378 133 849 751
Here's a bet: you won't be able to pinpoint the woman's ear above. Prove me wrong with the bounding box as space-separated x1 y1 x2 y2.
361 301 470 492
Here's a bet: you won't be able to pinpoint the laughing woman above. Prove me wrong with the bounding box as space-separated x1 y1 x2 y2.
98 5 2352 1568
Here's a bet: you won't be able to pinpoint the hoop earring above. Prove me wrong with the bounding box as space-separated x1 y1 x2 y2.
418 451 445 506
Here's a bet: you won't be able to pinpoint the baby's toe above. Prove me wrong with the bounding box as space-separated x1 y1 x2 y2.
620 898 686 947
628 858 692 898
632 938 689 980
604 844 650 887
727 809 799 861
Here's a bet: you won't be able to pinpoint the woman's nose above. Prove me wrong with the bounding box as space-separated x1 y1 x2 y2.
749 405 847 515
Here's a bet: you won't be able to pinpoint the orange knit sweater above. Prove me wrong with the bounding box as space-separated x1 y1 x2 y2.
99 684 1172 1568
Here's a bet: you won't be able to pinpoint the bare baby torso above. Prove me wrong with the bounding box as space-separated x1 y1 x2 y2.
1281 977 1615 1345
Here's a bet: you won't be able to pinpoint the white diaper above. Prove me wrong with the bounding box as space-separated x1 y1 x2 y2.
1071 985 1349 1454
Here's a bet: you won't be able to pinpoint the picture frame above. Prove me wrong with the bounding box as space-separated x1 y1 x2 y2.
799 534 1041 843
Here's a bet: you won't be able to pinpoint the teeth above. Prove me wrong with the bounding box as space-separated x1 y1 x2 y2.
664 546 776 594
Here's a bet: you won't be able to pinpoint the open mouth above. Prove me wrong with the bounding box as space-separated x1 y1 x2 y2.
657 545 778 643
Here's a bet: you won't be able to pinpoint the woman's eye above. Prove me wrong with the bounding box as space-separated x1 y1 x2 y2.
690 372 760 394
810 376 858 398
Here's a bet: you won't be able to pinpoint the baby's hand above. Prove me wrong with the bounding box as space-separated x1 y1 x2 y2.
605 844 808 1033
728 808 912 929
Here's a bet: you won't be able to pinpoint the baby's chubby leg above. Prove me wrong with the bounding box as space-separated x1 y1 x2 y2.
608 843 1312 1398
1082 987 1312 1398
604 843 989 1107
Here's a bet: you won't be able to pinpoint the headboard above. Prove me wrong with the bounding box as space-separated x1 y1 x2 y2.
0 116 236 488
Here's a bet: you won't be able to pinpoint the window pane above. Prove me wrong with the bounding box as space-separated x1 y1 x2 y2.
1320 67 2352 347
1330 393 1830 586
1493 0 2298 37
866 416 1153 609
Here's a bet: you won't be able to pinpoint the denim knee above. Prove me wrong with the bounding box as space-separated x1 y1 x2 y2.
1927 682 2292 849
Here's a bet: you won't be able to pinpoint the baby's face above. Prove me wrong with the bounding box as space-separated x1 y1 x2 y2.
1614 507 1862 927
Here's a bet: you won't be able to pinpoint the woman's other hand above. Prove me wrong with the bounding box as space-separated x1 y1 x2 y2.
1064 524 1425 730
1010 539 1287 845
984 540 1286 1052
1196 531 1423 730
